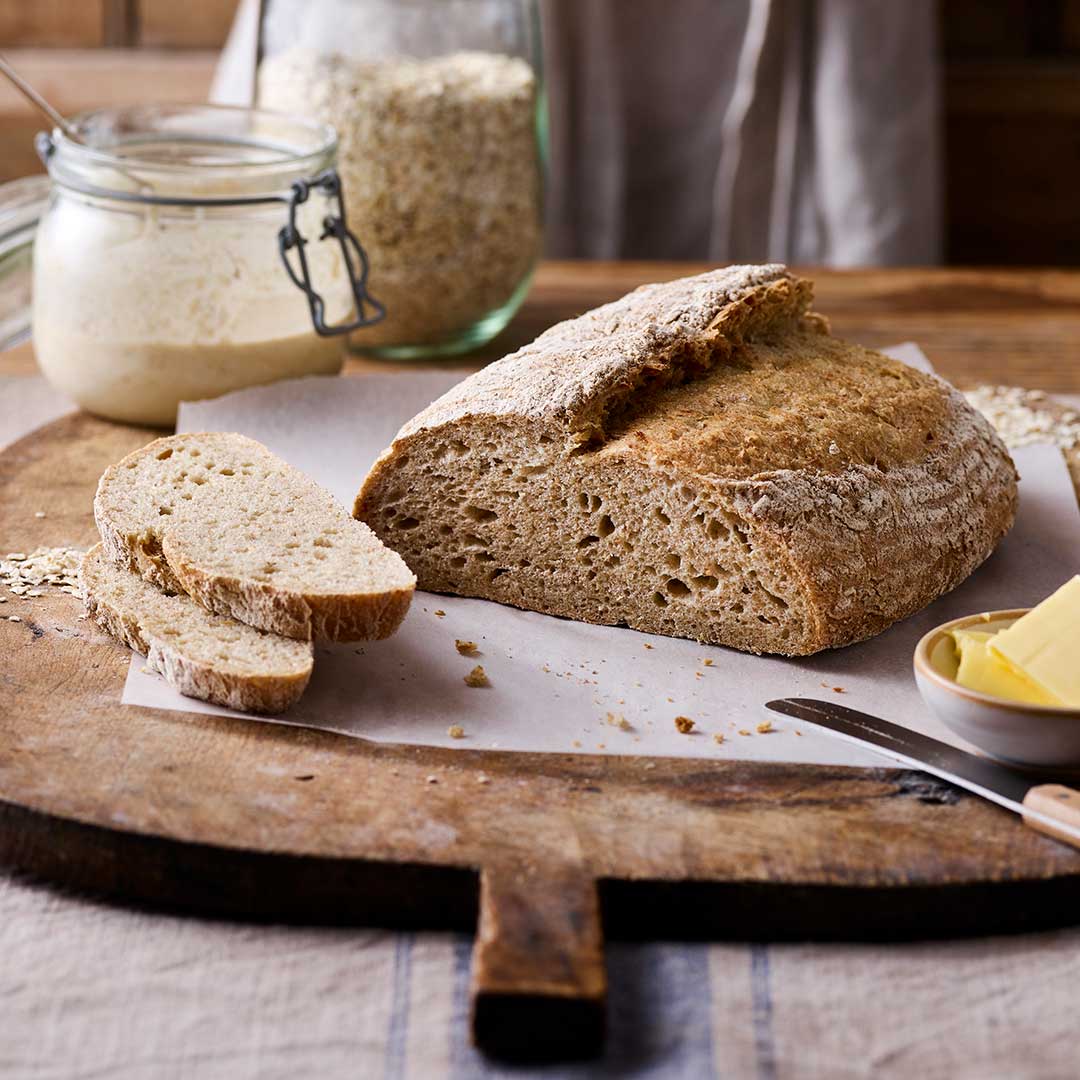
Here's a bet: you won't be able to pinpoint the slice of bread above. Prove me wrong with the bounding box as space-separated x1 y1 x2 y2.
355 265 1018 656
81 544 313 714
95 432 415 642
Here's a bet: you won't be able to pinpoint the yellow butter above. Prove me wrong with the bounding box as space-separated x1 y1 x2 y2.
949 628 1060 706
988 576 1080 707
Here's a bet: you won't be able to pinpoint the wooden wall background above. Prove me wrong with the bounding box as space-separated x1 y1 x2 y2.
2 1 1079 266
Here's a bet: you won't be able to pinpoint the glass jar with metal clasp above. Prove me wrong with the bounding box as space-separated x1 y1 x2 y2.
8 103 383 426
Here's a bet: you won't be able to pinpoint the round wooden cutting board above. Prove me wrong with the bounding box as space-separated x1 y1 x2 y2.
4 412 1080 1060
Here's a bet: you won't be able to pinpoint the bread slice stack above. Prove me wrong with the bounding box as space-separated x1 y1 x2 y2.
83 432 415 713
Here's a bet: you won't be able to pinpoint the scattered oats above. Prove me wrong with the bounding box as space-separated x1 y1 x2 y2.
674 716 695 734
34 511 45 519
738 729 751 736
1 546 84 600
464 665 489 688
828 441 841 455
426 775 439 784
7 615 21 622
965 385 1080 450
757 721 774 734
435 610 446 618
713 733 725 745
455 639 478 655
477 774 491 785
0 597 6 603
448 724 466 739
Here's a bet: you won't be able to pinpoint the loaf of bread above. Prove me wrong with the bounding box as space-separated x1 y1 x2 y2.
82 544 313 714
96 432 415 642
355 265 1018 656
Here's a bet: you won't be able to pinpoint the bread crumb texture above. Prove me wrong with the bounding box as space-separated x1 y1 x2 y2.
80 544 313 714
464 665 489 687
96 432 415 642
447 724 466 739
455 639 478 655
674 715 695 734
357 265 1018 656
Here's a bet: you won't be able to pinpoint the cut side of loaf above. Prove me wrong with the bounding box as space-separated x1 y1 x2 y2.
95 432 415 642
355 265 1018 657
81 544 313 714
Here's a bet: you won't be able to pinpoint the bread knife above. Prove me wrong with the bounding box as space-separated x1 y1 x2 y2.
765 698 1080 849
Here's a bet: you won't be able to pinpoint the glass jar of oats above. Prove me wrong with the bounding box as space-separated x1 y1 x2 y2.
30 104 384 426
256 0 545 359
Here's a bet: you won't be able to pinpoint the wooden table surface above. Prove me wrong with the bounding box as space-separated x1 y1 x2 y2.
5 262 1080 390
4 261 1080 1079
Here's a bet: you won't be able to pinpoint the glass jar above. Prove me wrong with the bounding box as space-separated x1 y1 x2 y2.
256 0 545 360
24 104 383 426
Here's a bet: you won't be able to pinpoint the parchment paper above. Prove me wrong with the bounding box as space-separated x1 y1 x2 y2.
120 346 1080 766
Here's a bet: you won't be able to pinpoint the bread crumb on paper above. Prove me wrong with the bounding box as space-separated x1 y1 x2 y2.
713 733 725 745
738 729 751 736
674 715 695 734
833 686 846 694
434 609 446 618
703 658 714 667
757 721 774 734
643 643 653 650
606 712 632 731
464 665 489 688
447 724 465 739
455 639 478 655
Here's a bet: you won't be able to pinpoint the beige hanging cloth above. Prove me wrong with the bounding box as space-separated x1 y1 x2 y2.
215 0 942 265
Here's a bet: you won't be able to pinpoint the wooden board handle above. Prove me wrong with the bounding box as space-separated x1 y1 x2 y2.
1022 784 1080 848
470 865 606 1061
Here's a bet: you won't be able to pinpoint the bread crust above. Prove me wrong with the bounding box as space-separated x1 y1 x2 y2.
356 265 1019 656
81 545 313 714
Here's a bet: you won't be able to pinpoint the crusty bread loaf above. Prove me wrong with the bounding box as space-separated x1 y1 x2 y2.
355 265 1018 656
81 544 313 714
96 432 415 642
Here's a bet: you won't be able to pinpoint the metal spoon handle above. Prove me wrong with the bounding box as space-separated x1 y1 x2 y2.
0 53 79 141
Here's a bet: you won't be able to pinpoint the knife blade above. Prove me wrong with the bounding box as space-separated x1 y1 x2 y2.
765 697 1080 849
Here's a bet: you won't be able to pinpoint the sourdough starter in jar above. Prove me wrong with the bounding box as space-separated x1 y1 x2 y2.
32 106 352 426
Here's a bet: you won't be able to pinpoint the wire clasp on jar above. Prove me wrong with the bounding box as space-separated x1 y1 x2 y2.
279 169 386 336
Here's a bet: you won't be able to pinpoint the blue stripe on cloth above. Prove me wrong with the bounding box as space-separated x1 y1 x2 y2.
750 945 777 1080
446 939 717 1079
384 933 414 1080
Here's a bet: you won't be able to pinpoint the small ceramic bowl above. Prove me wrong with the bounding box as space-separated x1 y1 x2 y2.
914 609 1080 767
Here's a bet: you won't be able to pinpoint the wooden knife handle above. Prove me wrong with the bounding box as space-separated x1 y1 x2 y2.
1021 784 1080 847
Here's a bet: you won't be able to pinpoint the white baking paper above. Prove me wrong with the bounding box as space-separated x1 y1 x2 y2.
119 346 1080 767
